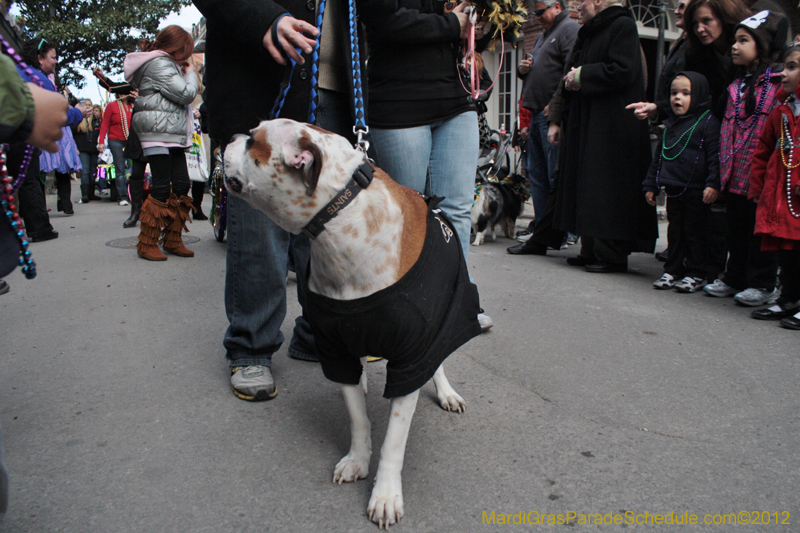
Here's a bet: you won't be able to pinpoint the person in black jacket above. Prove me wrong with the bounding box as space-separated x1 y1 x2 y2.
643 72 720 293
71 100 102 203
193 0 367 400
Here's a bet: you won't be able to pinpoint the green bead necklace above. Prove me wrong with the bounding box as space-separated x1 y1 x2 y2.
661 110 711 160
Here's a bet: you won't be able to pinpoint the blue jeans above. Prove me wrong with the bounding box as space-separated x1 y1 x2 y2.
223 89 352 367
79 152 97 189
223 193 314 366
108 139 129 201
370 111 479 262
527 111 558 227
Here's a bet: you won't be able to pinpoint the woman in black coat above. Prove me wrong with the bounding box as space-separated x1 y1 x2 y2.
549 0 657 272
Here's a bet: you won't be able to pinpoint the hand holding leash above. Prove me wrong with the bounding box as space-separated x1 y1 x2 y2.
452 2 473 40
263 15 319 65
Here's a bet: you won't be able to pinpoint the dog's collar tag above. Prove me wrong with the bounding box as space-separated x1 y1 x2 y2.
302 162 374 239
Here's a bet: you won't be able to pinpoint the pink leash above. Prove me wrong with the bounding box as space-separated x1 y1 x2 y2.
460 10 504 100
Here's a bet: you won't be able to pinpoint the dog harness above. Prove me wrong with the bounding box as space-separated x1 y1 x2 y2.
305 199 482 398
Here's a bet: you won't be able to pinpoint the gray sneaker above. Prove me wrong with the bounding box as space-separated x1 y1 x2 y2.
674 277 706 293
653 273 677 290
230 365 277 401
734 287 779 307
703 279 738 297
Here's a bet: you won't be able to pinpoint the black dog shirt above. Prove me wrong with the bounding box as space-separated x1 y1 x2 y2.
305 199 482 398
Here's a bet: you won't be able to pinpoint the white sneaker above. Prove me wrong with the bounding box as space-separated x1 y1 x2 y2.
517 232 533 243
118 199 129 206
230 365 277 401
734 287 779 307
674 276 707 293
703 279 738 297
653 273 676 290
478 310 493 332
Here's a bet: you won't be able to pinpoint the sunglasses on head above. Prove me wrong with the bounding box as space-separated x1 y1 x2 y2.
533 4 553 16
37 38 48 51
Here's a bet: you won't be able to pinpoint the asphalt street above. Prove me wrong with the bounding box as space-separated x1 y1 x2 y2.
0 189 798 532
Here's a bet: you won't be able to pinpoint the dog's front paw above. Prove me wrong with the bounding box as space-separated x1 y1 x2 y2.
333 451 370 484
367 474 404 529
437 389 466 413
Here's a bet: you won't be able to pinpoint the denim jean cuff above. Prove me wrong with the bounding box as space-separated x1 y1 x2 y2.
287 346 319 362
226 355 273 369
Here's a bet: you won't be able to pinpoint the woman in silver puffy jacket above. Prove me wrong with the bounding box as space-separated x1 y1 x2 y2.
123 25 199 261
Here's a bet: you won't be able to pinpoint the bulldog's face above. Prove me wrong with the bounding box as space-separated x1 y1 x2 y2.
223 119 357 234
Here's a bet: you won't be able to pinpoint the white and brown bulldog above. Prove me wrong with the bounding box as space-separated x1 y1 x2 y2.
224 118 481 529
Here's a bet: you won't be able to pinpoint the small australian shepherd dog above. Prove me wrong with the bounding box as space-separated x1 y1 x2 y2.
470 173 530 246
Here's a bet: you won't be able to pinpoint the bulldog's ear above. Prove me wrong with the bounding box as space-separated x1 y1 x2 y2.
297 136 323 197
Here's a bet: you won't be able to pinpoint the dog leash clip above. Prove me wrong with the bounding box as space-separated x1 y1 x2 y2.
354 126 370 155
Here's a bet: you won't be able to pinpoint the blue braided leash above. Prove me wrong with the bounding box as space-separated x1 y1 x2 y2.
269 0 368 153
348 0 367 139
308 0 326 124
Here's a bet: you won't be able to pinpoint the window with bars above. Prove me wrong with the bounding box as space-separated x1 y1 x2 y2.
496 50 513 133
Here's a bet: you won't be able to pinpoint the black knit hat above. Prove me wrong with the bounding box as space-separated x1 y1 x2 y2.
736 10 790 62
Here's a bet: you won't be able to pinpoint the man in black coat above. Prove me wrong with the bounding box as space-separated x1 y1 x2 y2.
549 0 657 272
194 0 366 400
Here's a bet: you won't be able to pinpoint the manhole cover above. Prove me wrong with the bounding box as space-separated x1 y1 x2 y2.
106 235 200 249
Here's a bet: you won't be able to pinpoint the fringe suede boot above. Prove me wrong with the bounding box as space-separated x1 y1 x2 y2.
162 194 196 257
137 196 170 261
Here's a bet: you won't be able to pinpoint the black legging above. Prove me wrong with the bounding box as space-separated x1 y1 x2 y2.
147 147 190 202
721 193 777 291
55 171 71 203
128 159 147 184
10 146 54 238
